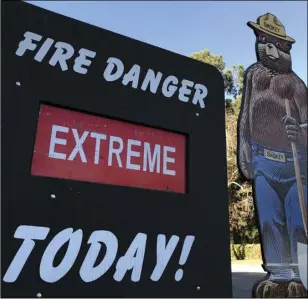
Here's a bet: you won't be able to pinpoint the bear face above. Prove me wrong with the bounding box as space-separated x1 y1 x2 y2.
254 30 292 73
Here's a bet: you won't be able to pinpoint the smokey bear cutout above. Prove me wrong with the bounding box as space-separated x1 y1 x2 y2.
237 13 308 298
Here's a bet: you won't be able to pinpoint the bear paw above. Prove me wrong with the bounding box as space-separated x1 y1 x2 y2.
287 281 308 298
255 280 288 298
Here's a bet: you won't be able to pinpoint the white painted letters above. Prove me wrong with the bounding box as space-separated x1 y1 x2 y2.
46 126 178 176
34 38 54 62
49 125 69 160
141 69 163 93
103 57 124 82
150 235 179 281
74 48 97 74
114 233 147 282
122 64 141 89
80 230 118 282
162 76 179 98
90 132 107 164
126 139 141 171
3 225 50 283
143 143 160 173
49 42 75 71
108 136 124 167
3 226 196 284
15 31 209 108
40 228 83 283
15 31 42 57
163 146 176 176
192 84 207 108
68 129 89 163
178 79 194 103
174 236 195 281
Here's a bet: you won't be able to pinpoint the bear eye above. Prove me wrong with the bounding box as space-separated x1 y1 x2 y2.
276 41 281 47
261 36 266 42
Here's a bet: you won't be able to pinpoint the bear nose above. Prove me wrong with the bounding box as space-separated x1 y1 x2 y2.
267 43 273 49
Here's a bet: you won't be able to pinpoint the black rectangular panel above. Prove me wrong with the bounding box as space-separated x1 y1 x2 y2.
1 1 232 298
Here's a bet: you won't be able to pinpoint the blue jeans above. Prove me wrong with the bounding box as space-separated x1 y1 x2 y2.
251 141 307 280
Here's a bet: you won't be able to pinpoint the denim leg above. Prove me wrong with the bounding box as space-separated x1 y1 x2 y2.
285 183 308 264
254 175 291 264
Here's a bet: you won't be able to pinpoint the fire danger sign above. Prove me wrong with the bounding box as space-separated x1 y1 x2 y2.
32 104 186 193
1 1 232 298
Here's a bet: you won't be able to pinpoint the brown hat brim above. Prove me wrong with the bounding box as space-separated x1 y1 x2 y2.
247 21 295 43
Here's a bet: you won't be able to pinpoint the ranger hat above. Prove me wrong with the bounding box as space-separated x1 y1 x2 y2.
248 13 295 43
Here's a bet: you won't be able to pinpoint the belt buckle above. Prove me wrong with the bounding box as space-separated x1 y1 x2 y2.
264 149 286 162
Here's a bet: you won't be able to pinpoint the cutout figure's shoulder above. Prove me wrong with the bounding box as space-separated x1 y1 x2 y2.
245 63 271 79
291 72 307 99
269 72 306 100
290 72 307 89
245 63 259 76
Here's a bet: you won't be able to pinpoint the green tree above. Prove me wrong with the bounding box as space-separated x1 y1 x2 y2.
190 49 225 72
233 64 245 97
190 50 244 100
190 50 258 252
225 99 258 249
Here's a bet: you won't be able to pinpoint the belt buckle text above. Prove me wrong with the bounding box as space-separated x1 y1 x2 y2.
264 149 286 162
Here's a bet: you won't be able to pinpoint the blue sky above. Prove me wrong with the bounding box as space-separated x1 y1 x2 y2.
29 1 307 84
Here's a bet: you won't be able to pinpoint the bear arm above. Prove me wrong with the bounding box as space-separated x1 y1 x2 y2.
294 84 307 148
294 85 307 125
237 67 254 179
238 68 253 147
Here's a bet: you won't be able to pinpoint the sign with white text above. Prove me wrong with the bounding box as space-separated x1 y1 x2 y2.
1 1 231 298
32 104 186 193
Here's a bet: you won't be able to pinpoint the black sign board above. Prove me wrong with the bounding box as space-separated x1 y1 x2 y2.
1 1 232 297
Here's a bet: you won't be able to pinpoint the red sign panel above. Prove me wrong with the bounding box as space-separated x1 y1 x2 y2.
31 104 186 193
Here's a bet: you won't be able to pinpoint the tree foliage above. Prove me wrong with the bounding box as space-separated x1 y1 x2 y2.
190 50 259 246
190 49 244 100
226 102 258 245
190 49 225 72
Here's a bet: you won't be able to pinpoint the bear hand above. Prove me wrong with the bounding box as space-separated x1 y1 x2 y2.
282 115 301 142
